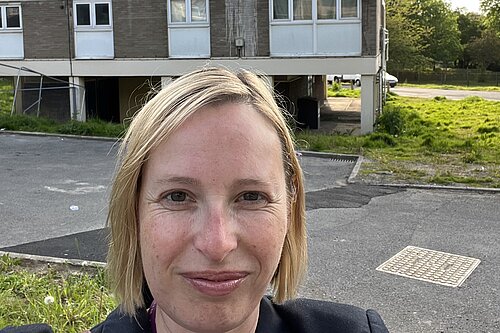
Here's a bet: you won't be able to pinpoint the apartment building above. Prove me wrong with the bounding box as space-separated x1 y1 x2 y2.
0 0 387 133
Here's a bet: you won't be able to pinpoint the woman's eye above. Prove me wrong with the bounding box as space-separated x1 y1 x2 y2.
242 192 261 201
238 192 268 203
166 191 187 202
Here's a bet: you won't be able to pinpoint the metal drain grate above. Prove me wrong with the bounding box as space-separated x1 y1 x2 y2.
376 246 480 287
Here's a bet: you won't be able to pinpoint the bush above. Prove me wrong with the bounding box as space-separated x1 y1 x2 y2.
58 121 95 136
58 119 125 137
331 82 341 91
0 114 125 138
376 105 405 136
0 113 57 132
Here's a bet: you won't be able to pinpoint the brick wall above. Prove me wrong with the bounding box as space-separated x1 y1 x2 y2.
113 0 168 58
362 0 380 56
210 0 269 57
256 0 270 56
22 1 71 59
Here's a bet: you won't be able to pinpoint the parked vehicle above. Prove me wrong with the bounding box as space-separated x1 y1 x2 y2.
385 72 398 88
326 72 398 88
327 74 361 87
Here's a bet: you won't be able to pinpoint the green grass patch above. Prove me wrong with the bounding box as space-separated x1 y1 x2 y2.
0 254 117 332
0 78 14 114
327 84 361 98
0 113 126 138
296 95 500 187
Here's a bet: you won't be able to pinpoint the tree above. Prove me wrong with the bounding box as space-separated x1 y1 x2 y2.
477 0 500 70
411 0 462 68
385 0 429 71
456 11 484 68
481 0 500 33
467 29 500 70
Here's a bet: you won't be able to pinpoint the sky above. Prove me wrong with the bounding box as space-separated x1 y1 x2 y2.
447 0 481 13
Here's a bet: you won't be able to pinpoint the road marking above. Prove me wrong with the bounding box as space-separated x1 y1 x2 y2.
44 185 106 195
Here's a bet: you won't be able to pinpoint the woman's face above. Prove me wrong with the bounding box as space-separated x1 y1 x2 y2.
138 103 289 333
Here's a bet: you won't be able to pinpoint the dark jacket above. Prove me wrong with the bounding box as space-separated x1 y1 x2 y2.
90 296 389 333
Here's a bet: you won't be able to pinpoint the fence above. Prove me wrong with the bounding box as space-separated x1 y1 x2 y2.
0 63 84 122
392 70 500 87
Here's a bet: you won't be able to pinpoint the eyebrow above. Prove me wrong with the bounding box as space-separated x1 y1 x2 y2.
154 177 275 189
234 178 275 188
154 176 201 186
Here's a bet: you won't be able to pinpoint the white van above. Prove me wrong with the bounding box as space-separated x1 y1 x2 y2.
326 74 361 87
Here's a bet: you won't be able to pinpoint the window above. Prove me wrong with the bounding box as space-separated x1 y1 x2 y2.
293 0 311 20
271 0 358 21
169 0 208 23
318 0 336 20
76 4 91 25
341 0 357 18
73 1 114 58
95 3 110 25
273 0 288 19
74 2 112 28
0 5 22 29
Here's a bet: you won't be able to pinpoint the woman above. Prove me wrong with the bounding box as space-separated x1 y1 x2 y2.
92 67 389 333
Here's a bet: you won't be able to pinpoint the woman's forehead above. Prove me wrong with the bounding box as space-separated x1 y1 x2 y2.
143 103 286 184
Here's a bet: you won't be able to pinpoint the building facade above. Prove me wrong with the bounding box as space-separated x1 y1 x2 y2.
0 0 387 133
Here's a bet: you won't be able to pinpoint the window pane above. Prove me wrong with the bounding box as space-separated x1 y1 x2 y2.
0 10 3 28
6 7 21 28
341 0 358 18
95 3 110 25
76 4 91 25
318 0 336 20
171 0 186 22
273 0 289 19
191 0 207 21
293 0 311 20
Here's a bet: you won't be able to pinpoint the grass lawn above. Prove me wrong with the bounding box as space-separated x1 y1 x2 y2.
327 84 361 98
297 95 500 188
0 255 117 332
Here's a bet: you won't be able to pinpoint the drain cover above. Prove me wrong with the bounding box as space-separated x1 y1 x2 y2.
376 246 480 287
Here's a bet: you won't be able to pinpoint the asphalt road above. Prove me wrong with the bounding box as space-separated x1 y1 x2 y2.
1 133 499 333
392 86 500 101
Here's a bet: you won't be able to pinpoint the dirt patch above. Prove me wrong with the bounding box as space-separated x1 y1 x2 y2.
357 158 500 188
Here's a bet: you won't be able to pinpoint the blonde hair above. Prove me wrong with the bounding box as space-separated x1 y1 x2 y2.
107 67 306 315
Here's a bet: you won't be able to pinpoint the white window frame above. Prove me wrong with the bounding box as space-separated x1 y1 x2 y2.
73 1 113 30
0 4 23 31
270 0 360 22
167 0 209 26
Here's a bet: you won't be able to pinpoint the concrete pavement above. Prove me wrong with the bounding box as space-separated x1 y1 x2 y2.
1 132 499 332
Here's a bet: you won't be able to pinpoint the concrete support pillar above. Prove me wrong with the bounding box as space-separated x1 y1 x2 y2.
360 74 376 134
13 76 24 115
161 76 173 89
69 77 86 121
312 75 325 105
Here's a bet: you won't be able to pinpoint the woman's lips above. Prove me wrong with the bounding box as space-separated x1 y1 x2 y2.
181 271 248 297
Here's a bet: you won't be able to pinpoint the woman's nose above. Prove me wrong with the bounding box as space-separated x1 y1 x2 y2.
193 206 238 262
